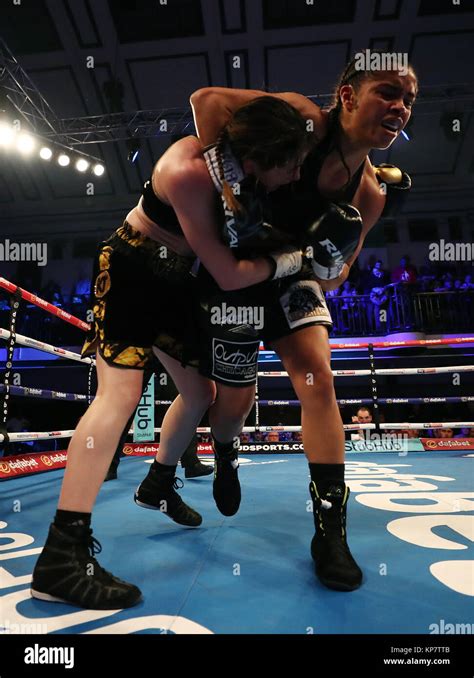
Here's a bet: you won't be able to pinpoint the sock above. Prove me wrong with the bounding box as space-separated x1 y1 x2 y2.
308 463 345 496
54 509 91 529
212 435 237 458
151 460 176 475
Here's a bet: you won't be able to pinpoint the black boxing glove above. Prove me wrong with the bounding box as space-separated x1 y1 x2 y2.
204 143 291 254
222 177 292 253
374 164 411 218
303 203 363 280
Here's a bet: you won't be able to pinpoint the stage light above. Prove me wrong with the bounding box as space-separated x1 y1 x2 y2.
39 146 53 160
126 138 141 163
75 158 89 172
93 163 105 176
0 123 15 147
58 153 70 166
17 133 36 154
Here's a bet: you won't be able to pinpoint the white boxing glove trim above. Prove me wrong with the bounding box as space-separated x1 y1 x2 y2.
311 258 345 281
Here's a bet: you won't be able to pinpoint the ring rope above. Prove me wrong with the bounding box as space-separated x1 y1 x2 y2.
0 277 90 331
0 328 94 365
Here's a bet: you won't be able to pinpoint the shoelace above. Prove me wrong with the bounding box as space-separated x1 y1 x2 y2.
172 477 184 491
85 531 103 557
320 503 347 539
83 532 127 584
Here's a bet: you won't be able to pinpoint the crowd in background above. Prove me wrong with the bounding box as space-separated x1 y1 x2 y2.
2 256 473 343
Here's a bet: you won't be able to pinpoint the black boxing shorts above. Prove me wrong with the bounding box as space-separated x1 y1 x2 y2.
196 261 332 387
82 221 198 370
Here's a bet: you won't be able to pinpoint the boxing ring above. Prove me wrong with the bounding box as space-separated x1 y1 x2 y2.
1 276 473 635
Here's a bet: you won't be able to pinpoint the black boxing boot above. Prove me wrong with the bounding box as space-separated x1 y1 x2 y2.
212 436 241 516
309 479 362 591
134 461 202 527
184 462 214 479
31 520 142 609
180 433 214 479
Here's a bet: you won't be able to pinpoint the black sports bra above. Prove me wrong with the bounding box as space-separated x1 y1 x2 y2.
141 179 184 235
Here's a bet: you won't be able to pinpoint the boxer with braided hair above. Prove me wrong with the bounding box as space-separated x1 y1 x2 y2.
189 52 418 591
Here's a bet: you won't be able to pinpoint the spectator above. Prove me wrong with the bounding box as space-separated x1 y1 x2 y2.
461 274 474 290
363 260 389 293
340 281 358 333
391 256 417 328
266 431 280 443
369 286 389 332
391 256 417 285
71 269 92 303
436 428 454 439
351 407 372 440
40 280 64 307
434 279 454 293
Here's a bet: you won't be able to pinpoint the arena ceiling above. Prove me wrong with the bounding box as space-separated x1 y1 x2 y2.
0 0 473 238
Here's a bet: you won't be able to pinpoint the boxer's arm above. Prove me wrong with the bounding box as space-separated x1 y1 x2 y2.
167 164 274 291
190 87 323 145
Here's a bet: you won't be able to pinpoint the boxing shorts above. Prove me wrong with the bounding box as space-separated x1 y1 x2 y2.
82 221 198 370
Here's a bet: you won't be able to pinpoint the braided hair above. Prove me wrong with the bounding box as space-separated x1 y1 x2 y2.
324 52 418 190
215 129 242 214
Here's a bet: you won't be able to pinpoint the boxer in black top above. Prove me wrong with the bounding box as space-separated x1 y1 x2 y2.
189 52 417 591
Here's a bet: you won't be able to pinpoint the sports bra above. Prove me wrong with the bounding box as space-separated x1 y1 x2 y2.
141 179 184 236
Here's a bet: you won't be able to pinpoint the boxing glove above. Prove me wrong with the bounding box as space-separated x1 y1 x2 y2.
374 164 411 218
204 143 291 253
303 203 362 280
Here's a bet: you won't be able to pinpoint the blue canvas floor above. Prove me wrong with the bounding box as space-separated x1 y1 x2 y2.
0 452 472 634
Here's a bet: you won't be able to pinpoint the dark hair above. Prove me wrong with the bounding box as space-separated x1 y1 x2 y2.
215 96 313 213
357 407 372 416
325 51 419 189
